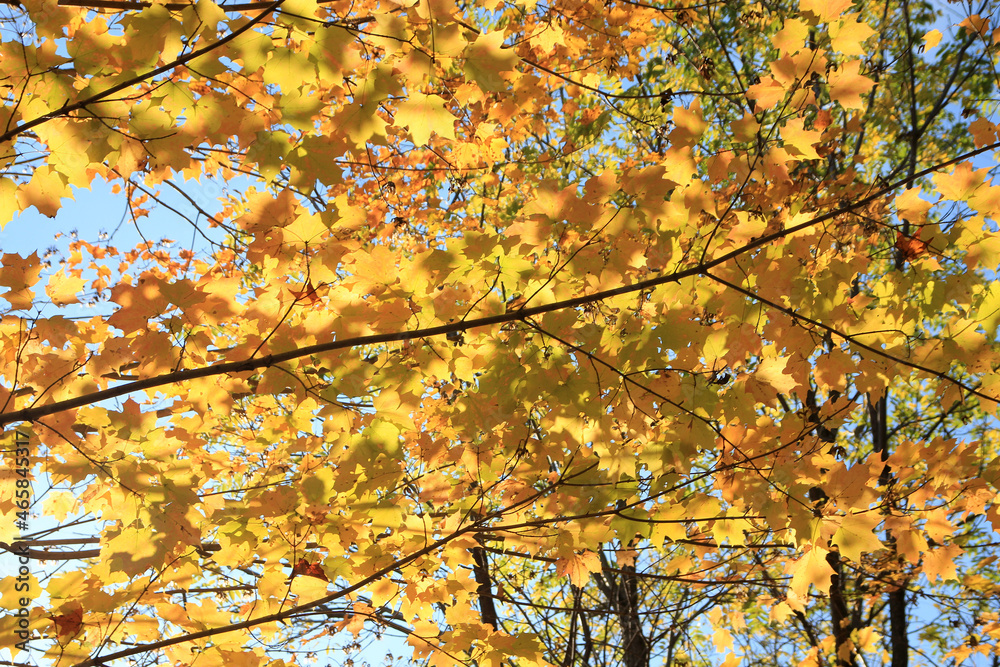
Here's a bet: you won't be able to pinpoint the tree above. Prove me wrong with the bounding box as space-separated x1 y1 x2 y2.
1 0 1000 664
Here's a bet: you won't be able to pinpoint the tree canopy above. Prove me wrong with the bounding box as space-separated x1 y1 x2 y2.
2 0 1000 664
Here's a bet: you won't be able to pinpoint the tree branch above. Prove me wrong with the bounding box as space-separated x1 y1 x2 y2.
2 141 998 428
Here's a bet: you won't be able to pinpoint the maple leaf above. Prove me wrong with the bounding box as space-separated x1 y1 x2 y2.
788 546 834 596
827 60 875 109
49 604 84 638
555 550 602 587
15 166 67 218
831 512 883 562
464 31 519 92
335 602 374 637
291 558 329 581
45 270 87 305
798 0 853 23
923 544 963 582
958 14 990 37
829 14 877 56
4 1 1000 664
922 29 943 50
289 280 322 305
894 229 929 261
0 252 42 310
395 93 458 146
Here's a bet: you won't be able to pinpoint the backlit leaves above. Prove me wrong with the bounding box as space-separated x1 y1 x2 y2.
0 0 999 665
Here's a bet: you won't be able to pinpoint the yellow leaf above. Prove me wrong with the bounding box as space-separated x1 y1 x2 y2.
894 187 934 222
669 101 708 147
714 627 734 651
831 512 883 562
114 137 147 178
0 252 42 310
755 354 799 395
0 177 16 229
923 506 957 543
747 76 786 110
933 162 988 202
923 543 962 582
922 28 943 50
830 14 876 56
43 490 80 521
771 18 809 54
395 92 457 146
855 628 881 653
45 270 88 305
782 117 822 159
464 31 519 92
556 550 602 587
1 573 39 610
284 211 328 244
720 653 742 667
788 545 834 596
894 526 929 565
15 166 68 218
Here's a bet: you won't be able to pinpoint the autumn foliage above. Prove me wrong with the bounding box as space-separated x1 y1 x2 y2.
2 0 1000 665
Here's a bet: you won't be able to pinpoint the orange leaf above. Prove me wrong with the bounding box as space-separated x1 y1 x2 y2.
894 230 929 261
959 14 990 37
556 550 602 587
0 252 43 310
923 543 962 582
291 558 329 581
828 60 875 109
289 280 322 306
335 602 374 637
49 604 84 638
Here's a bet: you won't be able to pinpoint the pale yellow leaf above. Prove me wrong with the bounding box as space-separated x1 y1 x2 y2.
465 31 519 92
45 271 88 305
395 92 457 146
788 545 834 596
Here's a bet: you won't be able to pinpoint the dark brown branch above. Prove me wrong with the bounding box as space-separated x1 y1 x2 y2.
701 269 995 407
2 141 998 429
0 0 284 145
470 543 499 630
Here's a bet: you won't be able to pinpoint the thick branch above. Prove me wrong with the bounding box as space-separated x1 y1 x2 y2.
0 0 284 145
702 271 996 408
2 142 998 428
470 544 499 630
